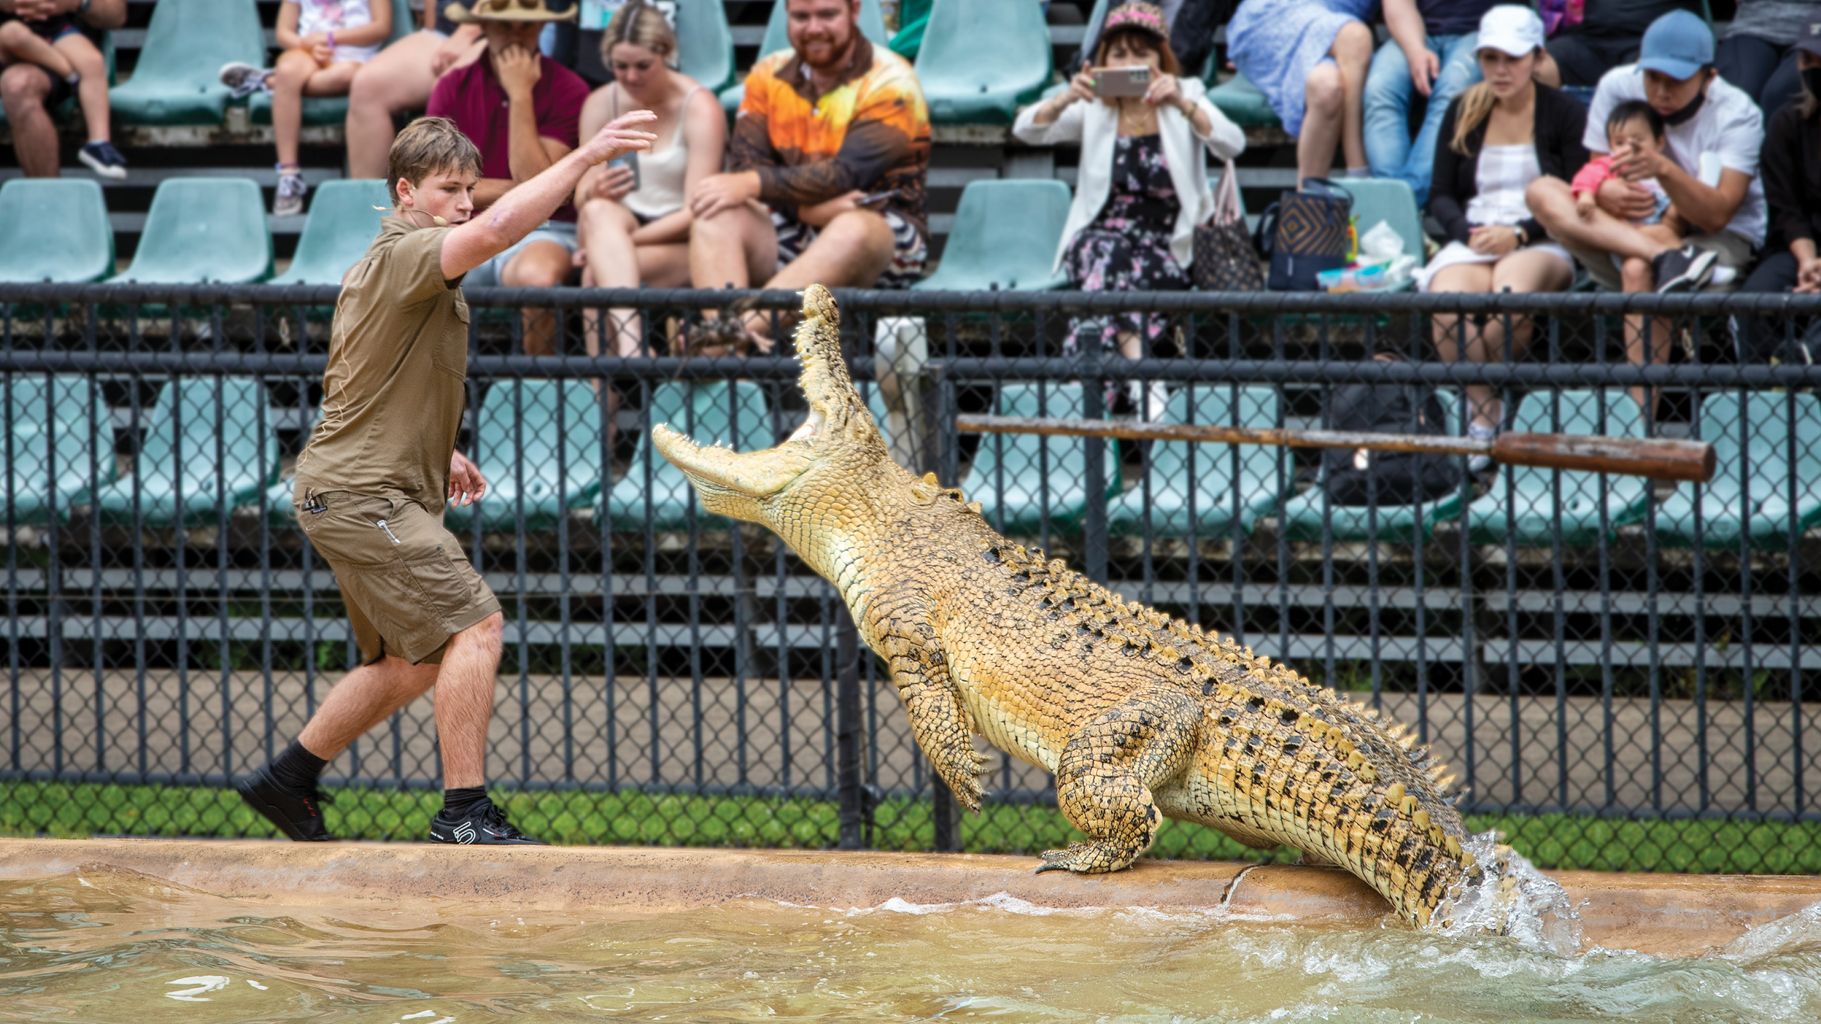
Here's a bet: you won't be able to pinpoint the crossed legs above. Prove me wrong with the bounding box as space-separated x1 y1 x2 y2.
1299 21 1373 185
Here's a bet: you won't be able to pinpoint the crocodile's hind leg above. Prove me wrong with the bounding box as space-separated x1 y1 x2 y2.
1037 688 1201 874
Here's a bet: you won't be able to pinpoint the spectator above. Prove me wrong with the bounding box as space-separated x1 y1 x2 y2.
1571 101 1676 233
1067 0 1225 79
0 4 123 177
573 1 725 356
1422 6 1586 453
1366 0 1501 204
344 3 484 179
1537 0 1699 89
220 0 396 216
1228 0 1375 185
1527 10 1767 413
1733 24 1821 360
428 0 592 356
683 0 930 353
1715 0 1821 115
1014 2 1244 416
0 0 123 179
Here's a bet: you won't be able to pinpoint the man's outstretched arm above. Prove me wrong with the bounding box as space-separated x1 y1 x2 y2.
440 110 657 281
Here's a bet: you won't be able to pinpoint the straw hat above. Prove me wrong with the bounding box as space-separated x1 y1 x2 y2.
444 0 577 24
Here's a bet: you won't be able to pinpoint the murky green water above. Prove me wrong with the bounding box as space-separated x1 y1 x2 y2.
3 868 1821 1023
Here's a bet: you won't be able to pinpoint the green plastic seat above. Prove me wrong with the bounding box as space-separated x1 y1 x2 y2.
1107 386 1287 539
0 375 114 526
110 0 264 125
448 379 607 532
913 179 1071 292
115 178 273 285
1206 71 1280 130
1340 177 1425 272
249 0 413 128
915 0 1049 125
604 380 772 532
967 382 1117 536
676 0 736 94
720 0 890 113
1466 390 1651 546
87 377 280 528
1657 391 1821 549
1278 391 1466 542
0 180 114 283
269 179 391 285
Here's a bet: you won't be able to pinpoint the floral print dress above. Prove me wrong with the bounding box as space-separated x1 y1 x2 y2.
1063 132 1190 362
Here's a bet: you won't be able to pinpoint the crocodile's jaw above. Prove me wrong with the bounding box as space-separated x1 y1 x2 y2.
651 285 894 561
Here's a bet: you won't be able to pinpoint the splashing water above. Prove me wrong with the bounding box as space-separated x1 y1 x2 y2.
1435 830 1583 956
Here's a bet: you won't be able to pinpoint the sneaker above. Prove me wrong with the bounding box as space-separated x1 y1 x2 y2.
1466 421 1497 474
77 140 127 180
236 765 332 841
218 61 272 99
1653 245 1718 294
428 797 545 846
274 172 308 218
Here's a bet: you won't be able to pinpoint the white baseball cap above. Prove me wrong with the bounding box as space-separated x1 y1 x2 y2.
1477 5 1545 57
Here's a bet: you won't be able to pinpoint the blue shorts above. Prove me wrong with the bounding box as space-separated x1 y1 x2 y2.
463 221 579 288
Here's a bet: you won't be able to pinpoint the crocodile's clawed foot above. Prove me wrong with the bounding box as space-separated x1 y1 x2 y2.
1033 840 1128 874
937 750 988 812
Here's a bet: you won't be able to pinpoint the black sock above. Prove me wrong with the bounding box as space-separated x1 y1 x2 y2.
269 739 327 793
441 786 488 819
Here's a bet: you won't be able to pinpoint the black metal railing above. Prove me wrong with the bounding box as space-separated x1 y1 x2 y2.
2 283 1818 870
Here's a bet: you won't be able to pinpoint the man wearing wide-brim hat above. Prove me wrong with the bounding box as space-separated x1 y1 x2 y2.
427 0 593 355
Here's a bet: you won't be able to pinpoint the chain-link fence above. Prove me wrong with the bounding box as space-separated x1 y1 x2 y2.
2 282 1819 872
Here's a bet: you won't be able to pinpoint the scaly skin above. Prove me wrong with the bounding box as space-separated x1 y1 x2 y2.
654 286 1502 929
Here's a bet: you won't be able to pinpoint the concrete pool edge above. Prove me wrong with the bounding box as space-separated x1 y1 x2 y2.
2 837 1817 957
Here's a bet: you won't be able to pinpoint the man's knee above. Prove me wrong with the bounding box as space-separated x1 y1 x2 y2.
452 611 504 655
692 203 759 244
0 62 50 114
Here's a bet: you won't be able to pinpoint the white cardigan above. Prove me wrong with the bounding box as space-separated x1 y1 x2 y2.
1012 77 1245 274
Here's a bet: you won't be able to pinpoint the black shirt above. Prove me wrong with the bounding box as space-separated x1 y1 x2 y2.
1428 84 1591 245
1419 0 1502 39
1761 99 1821 251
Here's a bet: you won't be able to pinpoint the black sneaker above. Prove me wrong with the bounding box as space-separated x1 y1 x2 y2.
77 140 127 180
1653 245 1718 294
236 766 332 841
428 797 545 845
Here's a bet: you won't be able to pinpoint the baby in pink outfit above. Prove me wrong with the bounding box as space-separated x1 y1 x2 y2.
1572 100 1677 239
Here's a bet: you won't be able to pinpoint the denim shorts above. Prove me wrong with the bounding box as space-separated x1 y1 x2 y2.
463 220 579 288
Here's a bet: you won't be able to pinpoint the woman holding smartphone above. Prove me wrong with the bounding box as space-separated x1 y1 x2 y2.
1012 2 1244 416
573 1 725 357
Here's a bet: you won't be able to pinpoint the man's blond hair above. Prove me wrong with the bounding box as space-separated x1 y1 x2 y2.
387 117 482 206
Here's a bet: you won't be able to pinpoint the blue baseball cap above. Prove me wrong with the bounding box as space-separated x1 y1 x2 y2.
1638 9 1714 80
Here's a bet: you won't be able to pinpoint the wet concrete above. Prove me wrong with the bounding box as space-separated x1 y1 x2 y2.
2 838 1817 957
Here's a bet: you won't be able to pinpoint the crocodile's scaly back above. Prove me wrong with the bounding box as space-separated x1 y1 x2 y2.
654 286 1509 930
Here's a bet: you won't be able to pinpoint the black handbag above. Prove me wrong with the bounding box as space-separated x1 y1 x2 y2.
1193 159 1264 292
1254 177 1353 291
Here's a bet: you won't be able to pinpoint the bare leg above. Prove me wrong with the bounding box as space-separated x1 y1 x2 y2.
0 22 74 80
1525 177 1673 264
731 209 894 344
0 63 59 177
1299 62 1344 184
578 199 645 358
1427 262 1498 426
268 49 326 170
431 612 505 790
501 240 576 355
1333 21 1373 172
687 201 778 292
1619 254 1670 415
52 35 109 144
296 657 442 759
345 30 448 178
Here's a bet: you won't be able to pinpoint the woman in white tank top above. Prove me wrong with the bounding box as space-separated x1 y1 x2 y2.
574 2 726 358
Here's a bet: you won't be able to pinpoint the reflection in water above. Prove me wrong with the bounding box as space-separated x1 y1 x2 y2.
2 868 1820 1023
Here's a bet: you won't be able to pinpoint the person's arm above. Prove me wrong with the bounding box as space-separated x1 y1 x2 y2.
572 87 616 210
633 85 728 246
746 78 925 208
74 0 126 30
1015 70 1095 139
441 110 657 281
1427 100 1472 244
276 1 305 52
1762 108 1812 255
1168 77 1244 159
1382 0 1437 97
497 48 570 183
334 0 392 49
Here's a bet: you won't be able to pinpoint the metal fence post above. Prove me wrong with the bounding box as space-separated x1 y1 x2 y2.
834 603 867 850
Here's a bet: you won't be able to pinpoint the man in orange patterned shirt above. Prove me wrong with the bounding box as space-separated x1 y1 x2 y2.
684 0 930 351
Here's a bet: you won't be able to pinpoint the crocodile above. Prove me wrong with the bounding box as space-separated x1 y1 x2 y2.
652 285 1507 929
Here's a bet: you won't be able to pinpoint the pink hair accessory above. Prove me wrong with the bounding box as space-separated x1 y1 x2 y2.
1103 2 1168 39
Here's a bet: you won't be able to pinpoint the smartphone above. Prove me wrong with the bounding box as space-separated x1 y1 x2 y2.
609 151 640 191
856 189 898 208
1093 66 1152 99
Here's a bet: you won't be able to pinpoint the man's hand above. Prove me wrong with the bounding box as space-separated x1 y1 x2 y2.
1610 142 1667 184
1467 225 1518 257
1407 46 1439 98
494 44 542 102
12 0 73 21
576 108 658 166
1595 176 1658 222
688 171 761 221
1797 255 1821 294
448 450 487 507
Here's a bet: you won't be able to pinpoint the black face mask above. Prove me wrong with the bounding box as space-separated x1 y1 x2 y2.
1663 86 1706 127
1803 67 1821 100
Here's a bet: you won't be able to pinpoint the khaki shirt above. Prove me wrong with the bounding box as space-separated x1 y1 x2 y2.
295 216 469 512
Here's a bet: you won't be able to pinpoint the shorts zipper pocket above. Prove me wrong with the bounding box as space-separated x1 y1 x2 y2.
376 519 401 545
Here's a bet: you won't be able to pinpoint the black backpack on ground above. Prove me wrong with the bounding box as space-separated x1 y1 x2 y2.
1319 379 1464 506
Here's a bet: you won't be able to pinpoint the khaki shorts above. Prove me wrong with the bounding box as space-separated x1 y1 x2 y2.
295 489 499 665
1567 230 1757 292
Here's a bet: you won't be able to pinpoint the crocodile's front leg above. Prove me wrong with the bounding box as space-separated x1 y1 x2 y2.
884 640 987 811
1038 687 1201 874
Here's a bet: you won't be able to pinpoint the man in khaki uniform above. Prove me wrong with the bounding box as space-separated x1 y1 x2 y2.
237 110 656 844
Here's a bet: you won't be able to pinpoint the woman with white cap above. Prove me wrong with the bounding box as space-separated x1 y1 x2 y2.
1421 4 1588 453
